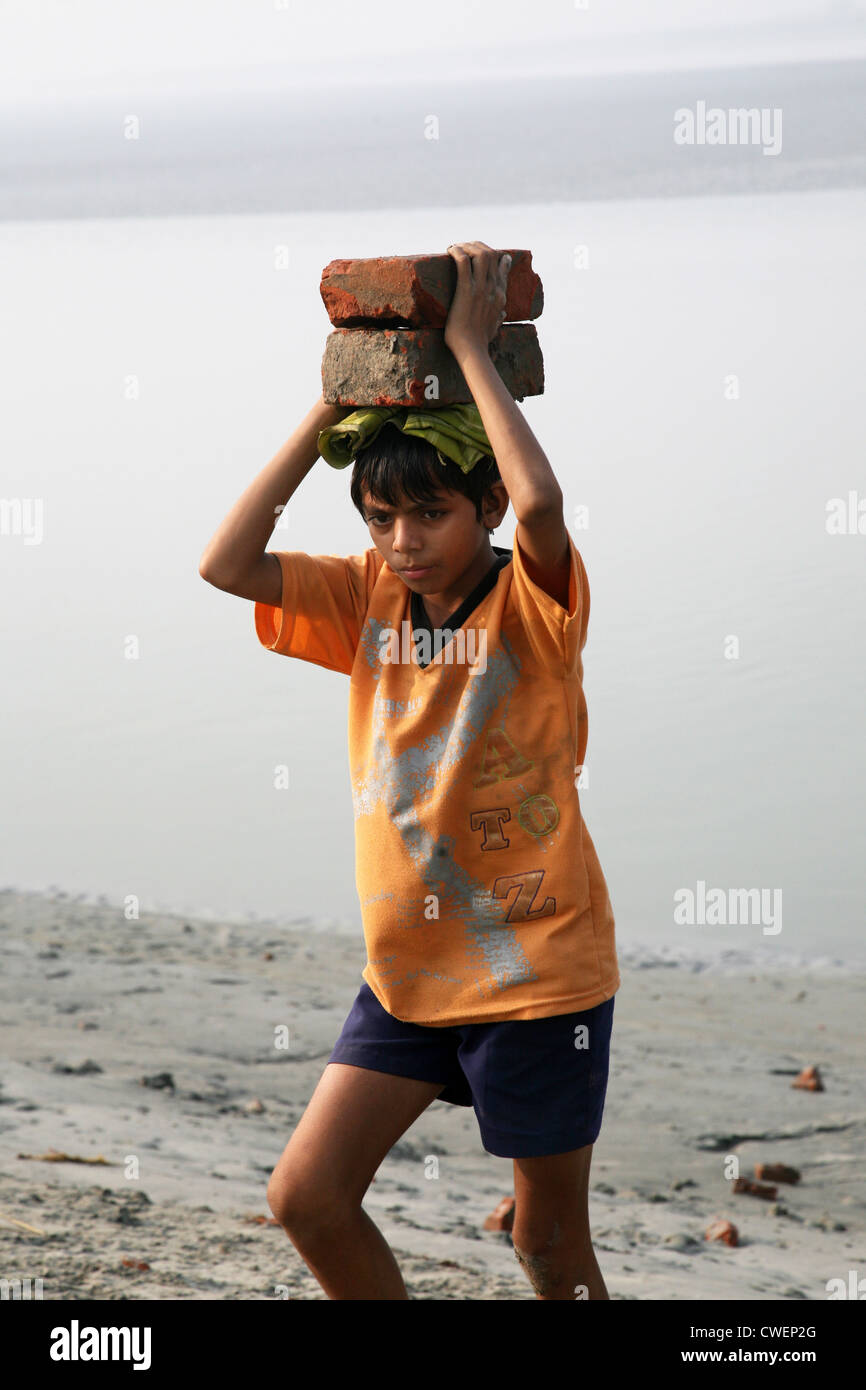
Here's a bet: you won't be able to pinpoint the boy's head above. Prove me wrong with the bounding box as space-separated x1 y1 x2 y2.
350 422 509 592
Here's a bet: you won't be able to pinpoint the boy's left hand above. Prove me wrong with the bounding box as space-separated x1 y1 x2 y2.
443 241 512 358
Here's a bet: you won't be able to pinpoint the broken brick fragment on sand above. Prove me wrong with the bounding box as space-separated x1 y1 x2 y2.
791 1064 824 1092
704 1219 739 1247
732 1177 778 1200
755 1162 801 1185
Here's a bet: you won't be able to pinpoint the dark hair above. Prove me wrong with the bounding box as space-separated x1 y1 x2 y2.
349 422 502 524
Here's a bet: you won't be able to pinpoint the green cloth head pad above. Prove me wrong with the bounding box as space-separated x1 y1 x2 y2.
317 405 494 475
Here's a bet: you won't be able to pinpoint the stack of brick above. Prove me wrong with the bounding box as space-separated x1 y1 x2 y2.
319 250 544 408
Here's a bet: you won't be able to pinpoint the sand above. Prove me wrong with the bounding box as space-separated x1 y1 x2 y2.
0 887 862 1301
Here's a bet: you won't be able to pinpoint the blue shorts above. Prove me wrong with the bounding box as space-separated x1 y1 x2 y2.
328 981 615 1158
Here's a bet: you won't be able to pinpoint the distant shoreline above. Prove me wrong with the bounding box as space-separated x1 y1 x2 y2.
1 57 864 223
2 885 863 974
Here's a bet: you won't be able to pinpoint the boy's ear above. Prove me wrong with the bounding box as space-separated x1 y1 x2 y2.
486 481 510 521
479 482 509 531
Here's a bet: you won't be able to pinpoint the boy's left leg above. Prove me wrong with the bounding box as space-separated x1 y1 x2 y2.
511 1143 609 1301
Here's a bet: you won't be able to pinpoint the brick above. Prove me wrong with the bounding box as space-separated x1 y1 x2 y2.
321 324 543 407
791 1064 824 1092
320 250 543 328
483 1196 515 1232
704 1219 738 1247
732 1177 778 1200
754 1162 801 1185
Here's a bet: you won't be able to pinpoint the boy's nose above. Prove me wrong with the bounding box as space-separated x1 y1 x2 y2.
391 519 422 552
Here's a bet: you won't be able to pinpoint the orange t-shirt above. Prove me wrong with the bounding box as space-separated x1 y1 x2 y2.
254 530 619 1026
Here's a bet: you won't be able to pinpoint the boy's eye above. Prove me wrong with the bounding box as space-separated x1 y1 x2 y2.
368 510 444 524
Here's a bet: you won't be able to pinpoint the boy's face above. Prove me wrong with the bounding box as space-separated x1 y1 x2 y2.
360 480 509 599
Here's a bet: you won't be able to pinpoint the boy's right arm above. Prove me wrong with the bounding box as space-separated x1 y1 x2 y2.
198 394 351 605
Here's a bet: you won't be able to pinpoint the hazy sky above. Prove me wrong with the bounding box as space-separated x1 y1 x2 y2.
2 0 862 102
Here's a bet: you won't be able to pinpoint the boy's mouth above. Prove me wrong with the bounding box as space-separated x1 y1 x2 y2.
399 565 434 578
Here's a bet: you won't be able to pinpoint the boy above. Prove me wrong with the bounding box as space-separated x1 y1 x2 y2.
199 241 620 1300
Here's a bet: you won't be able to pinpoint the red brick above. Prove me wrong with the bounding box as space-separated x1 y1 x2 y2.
791 1065 824 1092
321 324 543 407
704 1219 738 1247
320 250 543 328
754 1163 801 1185
732 1177 778 1200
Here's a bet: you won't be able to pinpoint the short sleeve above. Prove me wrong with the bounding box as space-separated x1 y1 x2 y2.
509 528 589 677
254 549 382 675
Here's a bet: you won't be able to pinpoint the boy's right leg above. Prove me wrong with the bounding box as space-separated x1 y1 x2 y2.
266 1061 445 1300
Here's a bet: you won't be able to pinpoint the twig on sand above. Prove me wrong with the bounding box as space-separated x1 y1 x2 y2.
16 1148 114 1165
0 1208 46 1236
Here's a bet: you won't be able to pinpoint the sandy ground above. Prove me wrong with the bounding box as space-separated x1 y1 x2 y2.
0 888 862 1301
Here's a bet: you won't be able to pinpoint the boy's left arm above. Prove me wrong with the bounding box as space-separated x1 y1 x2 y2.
444 240 570 610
